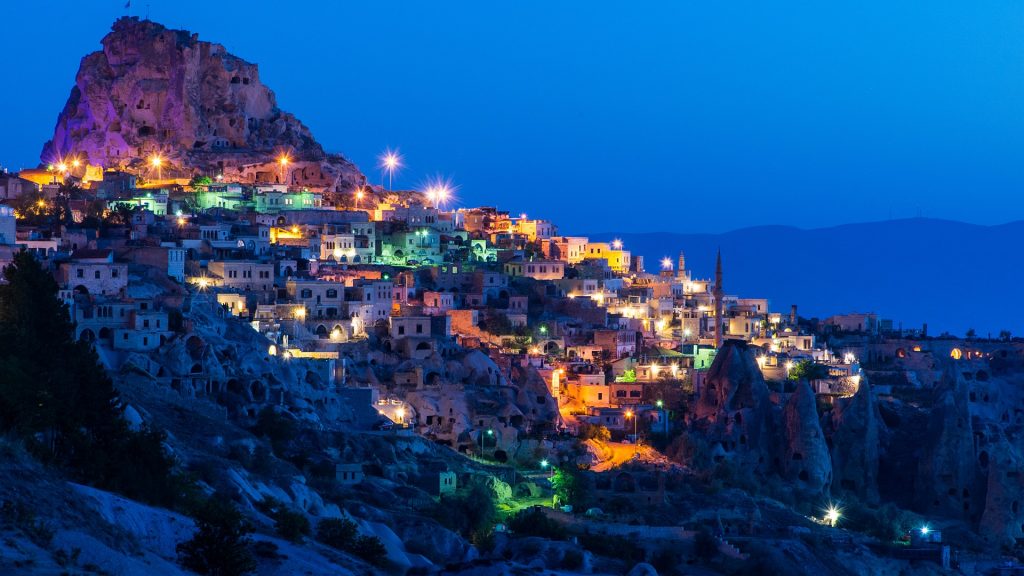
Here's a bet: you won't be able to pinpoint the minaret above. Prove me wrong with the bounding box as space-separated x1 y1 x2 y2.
714 249 724 348
677 251 686 280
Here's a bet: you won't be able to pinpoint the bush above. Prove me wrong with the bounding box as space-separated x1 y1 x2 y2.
316 517 387 565
251 407 295 454
317 517 358 550
177 497 256 576
561 548 584 570
433 481 497 543
507 507 565 540
273 509 311 543
694 527 718 560
577 422 611 442
351 535 388 565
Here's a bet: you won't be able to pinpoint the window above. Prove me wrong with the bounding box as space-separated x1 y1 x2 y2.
77 269 84 278
416 324 423 334
112 268 119 278
398 325 405 335
94 270 101 279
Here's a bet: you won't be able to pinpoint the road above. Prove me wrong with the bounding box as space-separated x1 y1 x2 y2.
584 439 665 472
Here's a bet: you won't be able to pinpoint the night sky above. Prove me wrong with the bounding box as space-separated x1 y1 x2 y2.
2 1 1024 234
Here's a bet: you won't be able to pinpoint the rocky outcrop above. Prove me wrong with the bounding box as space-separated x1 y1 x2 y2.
915 377 980 519
827 375 881 502
978 435 1024 546
43 17 363 193
690 340 775 473
780 381 831 495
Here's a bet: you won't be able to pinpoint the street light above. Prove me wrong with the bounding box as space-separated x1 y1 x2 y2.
661 257 673 270
379 149 402 190
825 505 841 527
625 409 638 454
277 155 290 184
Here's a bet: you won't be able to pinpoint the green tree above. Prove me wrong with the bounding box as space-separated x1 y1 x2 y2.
0 251 183 506
177 498 256 576
190 175 213 190
551 467 590 509
434 481 497 544
788 360 829 381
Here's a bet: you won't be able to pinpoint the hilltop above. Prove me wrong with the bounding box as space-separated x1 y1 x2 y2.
41 17 364 194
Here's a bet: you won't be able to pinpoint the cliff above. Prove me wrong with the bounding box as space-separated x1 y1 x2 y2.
42 17 363 193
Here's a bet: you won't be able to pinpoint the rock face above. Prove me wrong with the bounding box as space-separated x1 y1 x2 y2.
690 340 775 474
690 340 833 496
827 375 881 503
915 378 979 519
43 17 363 193
780 381 832 495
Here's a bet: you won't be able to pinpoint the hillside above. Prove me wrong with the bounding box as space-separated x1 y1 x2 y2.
597 218 1024 335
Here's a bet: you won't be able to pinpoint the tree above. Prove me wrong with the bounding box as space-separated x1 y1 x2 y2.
0 251 183 506
788 360 829 381
316 517 387 566
190 175 213 190
177 498 256 576
551 467 590 509
966 328 977 340
1000 330 1012 342
434 481 496 544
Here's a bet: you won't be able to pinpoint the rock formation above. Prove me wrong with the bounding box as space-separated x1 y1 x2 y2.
42 17 363 193
780 381 832 495
915 375 980 519
827 375 881 502
690 339 775 473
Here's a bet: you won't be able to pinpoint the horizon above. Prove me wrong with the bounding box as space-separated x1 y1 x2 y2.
3 1 1024 233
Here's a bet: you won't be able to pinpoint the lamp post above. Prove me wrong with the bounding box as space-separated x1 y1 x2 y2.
625 409 638 455
277 155 289 185
379 149 402 191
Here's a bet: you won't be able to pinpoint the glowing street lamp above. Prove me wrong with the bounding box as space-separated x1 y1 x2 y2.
611 239 623 250
294 307 306 320
624 409 638 454
661 257 673 270
395 406 405 424
379 149 402 190
277 155 290 184
825 505 841 527
71 158 81 168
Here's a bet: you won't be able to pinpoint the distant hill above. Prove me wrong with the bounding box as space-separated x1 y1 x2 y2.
591 218 1024 336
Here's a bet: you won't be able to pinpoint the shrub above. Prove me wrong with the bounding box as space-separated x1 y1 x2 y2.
317 518 387 566
433 481 496 542
507 507 565 540
351 535 388 565
273 509 311 543
694 527 718 560
317 517 358 550
177 497 256 576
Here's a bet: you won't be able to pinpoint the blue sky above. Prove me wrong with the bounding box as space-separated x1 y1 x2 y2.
2 1 1023 233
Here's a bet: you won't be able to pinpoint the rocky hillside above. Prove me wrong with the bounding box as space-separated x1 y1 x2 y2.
42 17 363 193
